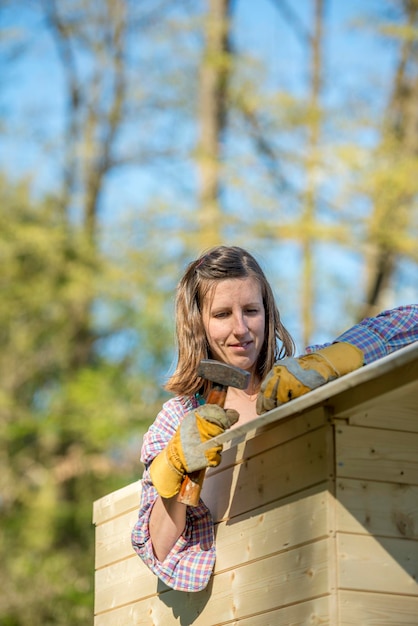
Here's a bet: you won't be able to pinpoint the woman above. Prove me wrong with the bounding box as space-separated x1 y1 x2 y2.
132 245 418 592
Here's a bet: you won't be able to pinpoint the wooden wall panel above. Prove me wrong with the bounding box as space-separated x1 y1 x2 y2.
95 483 330 573
337 534 418 595
219 407 327 465
213 486 329 572
336 478 418 540
95 539 331 626
202 425 331 522
339 590 418 626
95 508 139 569
335 425 418 484
95 598 334 626
227 597 331 626
95 595 333 626
94 554 157 615
95 488 331 615
330 350 418 418
334 379 418 432
93 480 141 526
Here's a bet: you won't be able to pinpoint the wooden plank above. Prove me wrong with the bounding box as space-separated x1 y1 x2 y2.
339 590 418 626
336 478 418 539
96 596 332 626
227 597 331 626
94 554 158 615
95 486 329 580
214 486 329 572
335 425 418 484
202 426 330 522
335 379 418 432
330 347 418 419
337 534 418 595
95 486 330 575
93 480 141 526
95 508 139 569
217 407 327 470
95 539 331 625
95 488 330 615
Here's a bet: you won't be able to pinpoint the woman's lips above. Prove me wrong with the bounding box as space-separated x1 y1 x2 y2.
229 340 252 350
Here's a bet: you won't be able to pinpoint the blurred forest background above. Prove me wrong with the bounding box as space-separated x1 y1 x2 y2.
1 0 418 623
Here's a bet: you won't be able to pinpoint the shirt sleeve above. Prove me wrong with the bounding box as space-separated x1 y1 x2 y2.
131 396 216 592
305 305 418 364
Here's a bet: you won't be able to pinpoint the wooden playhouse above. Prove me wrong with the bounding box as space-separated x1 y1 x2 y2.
93 342 418 625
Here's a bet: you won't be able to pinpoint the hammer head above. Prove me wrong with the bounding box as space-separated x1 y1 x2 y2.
198 359 250 390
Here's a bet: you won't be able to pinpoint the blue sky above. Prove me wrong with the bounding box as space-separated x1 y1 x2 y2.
1 1 417 351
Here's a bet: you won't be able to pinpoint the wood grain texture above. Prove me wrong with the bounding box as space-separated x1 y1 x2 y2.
95 489 332 615
93 480 141 526
339 590 418 626
202 425 331 522
337 379 418 432
94 554 157 615
214 486 330 572
337 533 418 595
95 539 331 625
95 508 139 569
336 478 418 539
335 425 418 484
95 596 333 626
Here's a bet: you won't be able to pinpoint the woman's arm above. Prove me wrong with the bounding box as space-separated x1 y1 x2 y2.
131 396 217 592
131 469 216 592
257 305 418 413
325 304 418 364
149 495 187 562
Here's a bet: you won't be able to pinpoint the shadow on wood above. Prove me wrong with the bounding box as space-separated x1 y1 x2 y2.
156 578 213 626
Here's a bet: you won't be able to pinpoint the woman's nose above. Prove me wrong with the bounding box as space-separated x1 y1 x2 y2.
232 312 248 335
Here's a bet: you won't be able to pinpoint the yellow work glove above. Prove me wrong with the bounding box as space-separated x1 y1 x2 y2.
149 404 239 499
256 342 364 415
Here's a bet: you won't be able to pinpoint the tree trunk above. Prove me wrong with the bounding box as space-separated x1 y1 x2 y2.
46 0 128 368
360 0 418 319
196 0 231 248
301 0 324 346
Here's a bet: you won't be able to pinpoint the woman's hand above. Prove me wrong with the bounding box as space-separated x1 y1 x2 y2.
149 404 239 498
256 342 364 414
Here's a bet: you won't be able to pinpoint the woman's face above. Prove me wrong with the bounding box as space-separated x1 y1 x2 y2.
202 277 266 374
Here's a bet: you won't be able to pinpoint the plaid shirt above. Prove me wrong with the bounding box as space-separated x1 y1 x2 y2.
131 305 418 592
131 394 216 592
306 305 418 362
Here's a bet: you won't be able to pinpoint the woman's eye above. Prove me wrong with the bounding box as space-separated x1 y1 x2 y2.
214 311 229 318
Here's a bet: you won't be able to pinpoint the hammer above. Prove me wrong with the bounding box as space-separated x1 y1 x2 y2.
177 359 250 507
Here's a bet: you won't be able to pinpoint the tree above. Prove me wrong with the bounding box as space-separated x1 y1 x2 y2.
0 175 173 624
196 0 231 248
359 0 418 318
1 3 418 620
300 0 325 345
0 0 202 617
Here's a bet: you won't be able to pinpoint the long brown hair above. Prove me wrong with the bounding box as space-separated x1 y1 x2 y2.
165 246 295 396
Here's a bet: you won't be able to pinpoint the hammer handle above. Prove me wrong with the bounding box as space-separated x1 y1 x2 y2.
177 387 227 506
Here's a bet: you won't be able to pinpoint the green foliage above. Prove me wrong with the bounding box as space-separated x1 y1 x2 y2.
0 176 171 625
